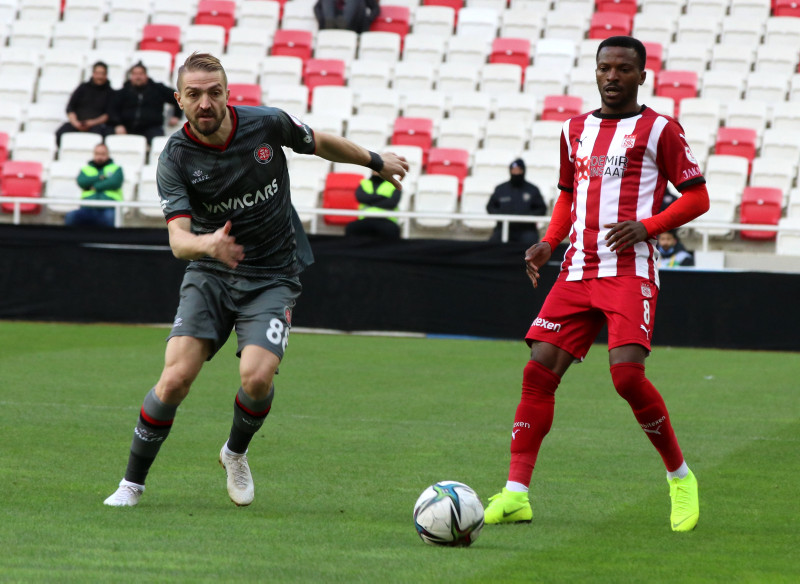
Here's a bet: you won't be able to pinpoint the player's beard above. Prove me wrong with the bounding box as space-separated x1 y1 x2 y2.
190 107 225 136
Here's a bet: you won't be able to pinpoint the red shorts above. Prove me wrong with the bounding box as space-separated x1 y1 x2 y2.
525 276 658 360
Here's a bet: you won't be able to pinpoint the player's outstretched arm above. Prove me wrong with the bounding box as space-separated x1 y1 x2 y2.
167 218 244 269
314 131 409 189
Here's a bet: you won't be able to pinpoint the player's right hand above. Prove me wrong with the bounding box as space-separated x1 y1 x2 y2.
211 220 245 269
524 242 552 288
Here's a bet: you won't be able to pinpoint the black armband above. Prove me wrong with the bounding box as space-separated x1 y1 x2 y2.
367 151 384 172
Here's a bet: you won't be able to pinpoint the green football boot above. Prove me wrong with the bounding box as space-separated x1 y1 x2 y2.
668 470 699 532
484 488 533 524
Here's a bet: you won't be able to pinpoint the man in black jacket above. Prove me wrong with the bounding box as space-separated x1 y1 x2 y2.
55 61 114 146
487 158 548 245
109 61 182 145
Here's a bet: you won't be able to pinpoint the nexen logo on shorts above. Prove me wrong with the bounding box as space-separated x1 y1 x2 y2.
532 317 562 332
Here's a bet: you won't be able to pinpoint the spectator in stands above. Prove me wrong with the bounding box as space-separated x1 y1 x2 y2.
345 170 402 240
487 158 548 246
657 230 695 267
109 62 182 145
314 0 380 33
65 142 124 228
55 61 114 147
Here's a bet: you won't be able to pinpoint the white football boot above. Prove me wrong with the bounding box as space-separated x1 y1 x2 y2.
103 479 145 507
219 445 255 506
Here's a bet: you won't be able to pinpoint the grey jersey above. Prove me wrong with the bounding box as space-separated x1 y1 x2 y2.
157 105 316 278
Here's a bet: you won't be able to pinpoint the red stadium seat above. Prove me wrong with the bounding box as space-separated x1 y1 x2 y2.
139 24 182 57
589 12 632 39
595 0 638 17
195 0 236 44
227 83 261 106
541 95 583 122
1 161 43 214
427 148 470 196
423 0 463 25
322 173 363 225
391 117 434 168
272 30 314 63
303 59 346 91
655 70 698 117
369 5 411 39
739 187 783 240
0 133 8 166
490 38 531 71
643 42 663 75
715 127 758 166
773 0 800 16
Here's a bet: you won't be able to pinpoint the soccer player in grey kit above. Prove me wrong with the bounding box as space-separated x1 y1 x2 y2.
104 53 408 507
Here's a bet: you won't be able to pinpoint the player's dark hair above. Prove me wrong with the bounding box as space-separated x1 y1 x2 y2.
596 36 647 71
177 52 228 92
92 61 108 72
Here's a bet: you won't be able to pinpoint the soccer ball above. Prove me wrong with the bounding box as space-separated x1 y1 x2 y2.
413 481 484 547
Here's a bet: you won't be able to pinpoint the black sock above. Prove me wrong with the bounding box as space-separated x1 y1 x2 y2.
227 385 274 454
123 388 178 485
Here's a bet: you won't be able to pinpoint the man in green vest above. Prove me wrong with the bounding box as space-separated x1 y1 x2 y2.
345 170 402 239
65 142 124 228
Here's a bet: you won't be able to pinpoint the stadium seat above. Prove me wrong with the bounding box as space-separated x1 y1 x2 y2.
9 20 53 50
139 25 182 58
358 31 402 63
221 54 261 85
686 0 729 19
152 0 194 27
303 59 346 102
666 42 711 76
459 175 497 230
369 5 411 41
260 56 304 87
642 42 664 75
95 23 138 53
749 157 794 196
402 91 446 129
595 0 638 16
589 12 632 39
310 85 353 117
237 0 281 33
402 33 447 65
227 26 273 57
704 153 749 207
195 0 236 43
490 38 531 71
436 62 480 96
494 93 538 128
104 134 148 174
480 63 523 97
25 103 65 134
632 13 676 48
51 21 95 51
541 95 583 122
724 100 768 135
322 173 362 225
754 44 798 74
107 0 149 29
264 83 308 114
314 30 358 62
457 7 499 42
655 70 698 116
720 15 765 46
11 131 56 170
760 128 800 165
437 118 483 153
500 8 544 40
0 132 8 166
391 117 434 167
272 30 314 63
484 119 528 152
739 187 783 240
745 71 790 103
533 39 577 70
776 217 800 255
1 160 43 215
679 98 722 140
281 1 318 32
227 83 262 106
345 114 391 151
710 43 755 76
675 14 719 45
44 160 83 215
472 147 521 183
349 59 391 89
714 127 758 167
445 34 491 66
19 0 61 22
524 66 567 99
427 148 469 195
413 174 459 228
182 24 226 56
62 0 105 24
773 0 800 16
764 16 800 50
393 60 436 93
545 9 592 43
414 5 457 36
354 88 400 119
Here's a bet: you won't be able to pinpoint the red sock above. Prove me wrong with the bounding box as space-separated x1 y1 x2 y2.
508 360 561 487
610 362 684 471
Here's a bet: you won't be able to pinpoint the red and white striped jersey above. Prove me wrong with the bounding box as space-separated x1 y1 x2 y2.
556 106 705 287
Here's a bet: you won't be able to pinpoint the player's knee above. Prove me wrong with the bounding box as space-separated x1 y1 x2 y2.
610 362 646 401
156 365 196 403
240 365 277 398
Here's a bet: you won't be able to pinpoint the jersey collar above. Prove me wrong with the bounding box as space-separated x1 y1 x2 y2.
182 105 238 151
592 104 647 120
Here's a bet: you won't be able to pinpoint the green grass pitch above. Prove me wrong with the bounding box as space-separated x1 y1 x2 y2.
0 322 798 583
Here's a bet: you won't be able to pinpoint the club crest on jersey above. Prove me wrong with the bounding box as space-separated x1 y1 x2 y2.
622 134 636 148
254 143 273 164
284 306 292 326
641 283 653 298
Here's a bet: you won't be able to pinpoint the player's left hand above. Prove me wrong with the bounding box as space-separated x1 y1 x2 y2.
604 221 649 252
379 152 410 190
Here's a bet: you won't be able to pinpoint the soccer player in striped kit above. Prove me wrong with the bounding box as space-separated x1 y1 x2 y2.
484 36 709 532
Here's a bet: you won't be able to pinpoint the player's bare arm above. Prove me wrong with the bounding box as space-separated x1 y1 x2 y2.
604 220 649 252
524 242 552 288
167 218 245 269
314 131 409 189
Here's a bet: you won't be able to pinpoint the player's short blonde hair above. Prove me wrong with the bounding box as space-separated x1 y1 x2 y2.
176 52 228 92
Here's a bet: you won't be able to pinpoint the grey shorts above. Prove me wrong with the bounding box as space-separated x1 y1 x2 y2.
168 268 302 361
